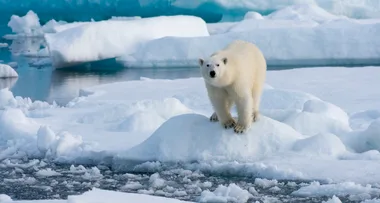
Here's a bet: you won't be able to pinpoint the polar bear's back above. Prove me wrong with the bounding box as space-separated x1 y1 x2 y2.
220 40 266 68
219 40 266 81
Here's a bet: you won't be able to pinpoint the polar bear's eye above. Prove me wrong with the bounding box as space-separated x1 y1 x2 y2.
216 64 220 67
206 64 210 67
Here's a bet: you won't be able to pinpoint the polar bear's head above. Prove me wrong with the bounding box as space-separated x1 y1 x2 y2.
198 55 232 87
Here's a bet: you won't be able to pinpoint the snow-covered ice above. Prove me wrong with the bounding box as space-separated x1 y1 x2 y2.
0 43 8 48
117 4 380 68
266 66 380 112
120 17 380 68
121 113 301 162
0 64 18 78
1 66 380 187
44 15 209 68
265 4 347 23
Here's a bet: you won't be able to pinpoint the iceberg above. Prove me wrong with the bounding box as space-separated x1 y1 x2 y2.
7 10 42 36
44 15 209 68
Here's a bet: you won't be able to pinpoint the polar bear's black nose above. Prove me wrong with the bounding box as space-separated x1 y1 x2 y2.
209 71 216 78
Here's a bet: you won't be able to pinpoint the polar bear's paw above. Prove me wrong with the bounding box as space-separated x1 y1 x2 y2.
223 118 236 129
234 123 248 134
209 112 219 122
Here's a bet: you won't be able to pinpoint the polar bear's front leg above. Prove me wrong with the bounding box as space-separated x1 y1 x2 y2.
207 85 236 129
234 94 253 133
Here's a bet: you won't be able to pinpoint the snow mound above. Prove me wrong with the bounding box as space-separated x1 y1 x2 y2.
361 119 380 151
7 10 42 36
0 108 40 140
118 113 302 163
244 11 264 20
199 183 253 203
350 109 380 130
255 87 350 137
284 99 351 136
114 98 191 132
345 119 380 153
0 64 18 78
267 4 346 23
44 15 209 68
120 19 380 68
0 93 92 162
292 133 347 157
229 18 318 33
0 88 52 110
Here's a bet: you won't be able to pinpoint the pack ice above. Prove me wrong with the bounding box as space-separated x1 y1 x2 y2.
1 67 380 185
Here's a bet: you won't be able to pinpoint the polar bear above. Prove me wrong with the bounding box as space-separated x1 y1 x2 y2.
198 40 267 133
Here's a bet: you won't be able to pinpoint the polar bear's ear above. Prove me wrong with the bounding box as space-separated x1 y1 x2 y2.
222 57 228 65
198 58 204 66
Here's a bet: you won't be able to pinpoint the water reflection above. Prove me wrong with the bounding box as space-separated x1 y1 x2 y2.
10 65 200 105
1 34 202 105
0 77 17 89
7 36 46 56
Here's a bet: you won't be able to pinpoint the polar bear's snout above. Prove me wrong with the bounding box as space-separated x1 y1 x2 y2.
209 70 216 78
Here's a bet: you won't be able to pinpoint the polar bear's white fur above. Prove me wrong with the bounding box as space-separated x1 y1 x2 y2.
198 40 267 133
